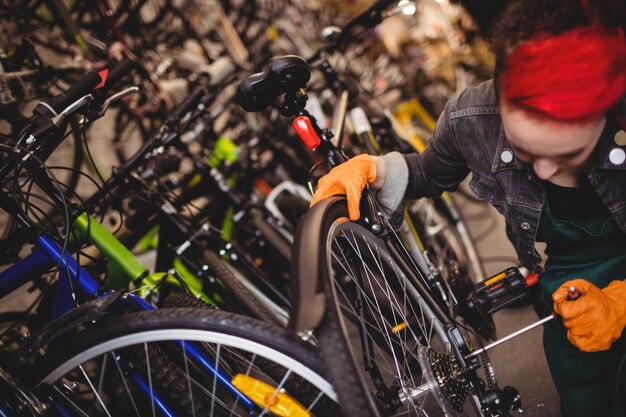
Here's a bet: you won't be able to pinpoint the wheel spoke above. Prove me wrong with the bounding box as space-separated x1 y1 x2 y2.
210 343 221 417
144 343 156 417
328 219 462 415
181 341 197 417
110 350 141 417
79 364 113 417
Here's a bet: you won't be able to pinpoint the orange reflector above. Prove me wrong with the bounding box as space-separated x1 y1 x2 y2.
484 271 507 287
232 374 311 417
391 322 407 334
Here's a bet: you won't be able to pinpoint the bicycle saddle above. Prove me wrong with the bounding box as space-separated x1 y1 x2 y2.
237 55 311 112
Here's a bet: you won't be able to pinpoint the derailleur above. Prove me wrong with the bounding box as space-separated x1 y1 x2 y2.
482 386 523 416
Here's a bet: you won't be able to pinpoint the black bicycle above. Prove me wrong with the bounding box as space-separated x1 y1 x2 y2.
237 53 523 417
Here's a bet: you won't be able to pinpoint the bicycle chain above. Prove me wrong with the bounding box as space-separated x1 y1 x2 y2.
472 333 498 390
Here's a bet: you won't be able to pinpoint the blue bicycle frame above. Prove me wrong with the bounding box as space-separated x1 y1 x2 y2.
0 235 255 416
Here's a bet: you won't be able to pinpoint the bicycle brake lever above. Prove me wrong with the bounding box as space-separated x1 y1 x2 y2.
51 93 95 126
25 94 95 145
98 86 140 116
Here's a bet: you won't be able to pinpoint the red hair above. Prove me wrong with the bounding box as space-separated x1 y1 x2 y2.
502 26 626 122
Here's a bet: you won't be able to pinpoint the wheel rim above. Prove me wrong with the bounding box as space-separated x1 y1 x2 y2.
324 217 478 416
38 328 337 417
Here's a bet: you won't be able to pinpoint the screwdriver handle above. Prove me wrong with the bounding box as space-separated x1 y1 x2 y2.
567 286 581 300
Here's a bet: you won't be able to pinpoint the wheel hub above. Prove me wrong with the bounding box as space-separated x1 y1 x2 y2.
418 347 471 413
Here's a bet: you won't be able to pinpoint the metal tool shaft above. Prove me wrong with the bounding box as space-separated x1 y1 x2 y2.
468 286 580 358
469 315 554 357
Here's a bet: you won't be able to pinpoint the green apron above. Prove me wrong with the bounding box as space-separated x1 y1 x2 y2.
537 200 626 417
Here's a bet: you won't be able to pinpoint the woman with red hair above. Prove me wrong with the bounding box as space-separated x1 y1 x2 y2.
311 0 626 415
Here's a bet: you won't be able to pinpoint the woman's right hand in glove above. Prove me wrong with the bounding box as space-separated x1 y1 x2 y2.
310 154 386 220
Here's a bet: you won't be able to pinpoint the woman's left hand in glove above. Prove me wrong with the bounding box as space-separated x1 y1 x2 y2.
553 278 626 352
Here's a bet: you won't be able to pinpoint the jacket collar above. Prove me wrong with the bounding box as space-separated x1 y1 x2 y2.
594 105 626 170
491 123 525 173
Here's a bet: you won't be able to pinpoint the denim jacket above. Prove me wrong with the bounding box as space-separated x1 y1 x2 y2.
379 80 626 270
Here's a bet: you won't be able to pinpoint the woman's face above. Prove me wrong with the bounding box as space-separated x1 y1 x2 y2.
500 101 606 181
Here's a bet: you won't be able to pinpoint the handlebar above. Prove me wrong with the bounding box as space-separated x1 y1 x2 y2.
308 0 399 61
32 56 136 120
2 56 139 197
45 70 102 116
165 85 207 126
336 0 398 48
101 57 136 93
79 83 220 215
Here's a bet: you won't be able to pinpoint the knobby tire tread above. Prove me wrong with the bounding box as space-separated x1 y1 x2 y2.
202 250 283 326
30 308 339 415
250 208 292 263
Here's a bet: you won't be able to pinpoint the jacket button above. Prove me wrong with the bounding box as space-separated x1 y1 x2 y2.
520 222 531 231
501 150 513 163
609 148 626 165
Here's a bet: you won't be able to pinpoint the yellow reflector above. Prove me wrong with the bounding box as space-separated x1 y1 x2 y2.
391 322 407 334
232 374 311 417
188 173 203 187
266 26 279 41
484 271 507 287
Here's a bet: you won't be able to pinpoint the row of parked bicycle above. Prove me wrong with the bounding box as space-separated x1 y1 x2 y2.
0 0 530 416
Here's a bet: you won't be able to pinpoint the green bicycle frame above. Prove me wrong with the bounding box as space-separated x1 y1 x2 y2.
71 212 214 305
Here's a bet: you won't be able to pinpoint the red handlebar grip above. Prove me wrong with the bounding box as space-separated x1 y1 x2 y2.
524 272 539 287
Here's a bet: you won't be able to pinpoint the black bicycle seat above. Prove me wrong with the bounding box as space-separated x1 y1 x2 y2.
236 55 311 112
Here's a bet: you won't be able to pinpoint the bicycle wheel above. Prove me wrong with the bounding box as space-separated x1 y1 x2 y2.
249 207 292 263
111 106 149 168
307 198 485 417
407 197 495 339
202 250 289 327
29 308 339 416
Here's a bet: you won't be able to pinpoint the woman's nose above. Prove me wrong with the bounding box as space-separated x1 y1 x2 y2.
533 159 558 180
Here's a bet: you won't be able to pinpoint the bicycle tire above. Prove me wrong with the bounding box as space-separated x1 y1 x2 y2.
112 105 149 167
161 290 213 310
432 195 486 285
160 293 319 410
30 308 339 416
304 198 485 417
202 250 287 326
250 208 292 263
64 118 84 196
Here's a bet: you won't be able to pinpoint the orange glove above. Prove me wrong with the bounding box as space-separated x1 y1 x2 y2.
310 154 377 220
553 278 626 352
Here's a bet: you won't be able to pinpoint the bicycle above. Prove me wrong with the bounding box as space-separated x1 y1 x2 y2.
253 2 495 338
0 62 340 416
237 53 523 417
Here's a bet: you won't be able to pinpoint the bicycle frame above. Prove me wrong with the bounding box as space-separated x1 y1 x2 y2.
0 217 262 416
